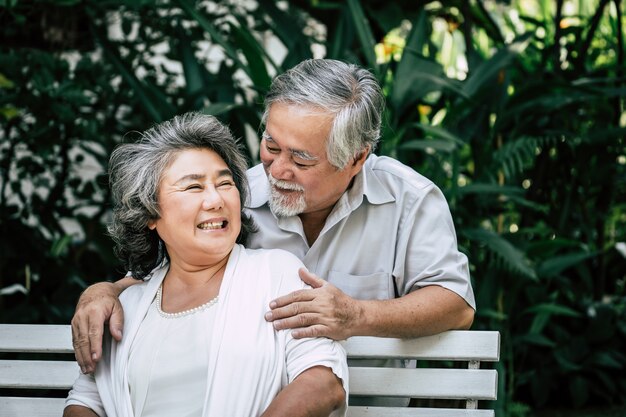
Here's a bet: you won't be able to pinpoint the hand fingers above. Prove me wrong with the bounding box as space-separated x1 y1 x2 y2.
266 298 318 322
71 315 95 374
291 324 336 339
298 268 326 288
86 319 104 369
272 312 322 332
108 300 125 342
268 287 316 310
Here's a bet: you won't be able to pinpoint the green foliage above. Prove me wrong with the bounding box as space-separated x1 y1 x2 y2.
1 0 625 414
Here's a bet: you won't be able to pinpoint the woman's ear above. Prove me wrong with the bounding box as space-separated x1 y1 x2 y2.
148 219 157 230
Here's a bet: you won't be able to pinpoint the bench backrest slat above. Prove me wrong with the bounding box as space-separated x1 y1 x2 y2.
0 324 73 353
0 397 67 417
347 406 495 417
0 360 79 389
0 324 500 416
349 367 498 399
341 331 500 361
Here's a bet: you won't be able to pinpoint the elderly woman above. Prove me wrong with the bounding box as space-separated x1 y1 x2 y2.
64 112 348 417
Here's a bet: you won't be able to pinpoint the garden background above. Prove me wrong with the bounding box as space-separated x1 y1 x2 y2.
1 0 625 416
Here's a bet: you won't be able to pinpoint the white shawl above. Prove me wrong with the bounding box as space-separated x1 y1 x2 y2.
66 245 348 416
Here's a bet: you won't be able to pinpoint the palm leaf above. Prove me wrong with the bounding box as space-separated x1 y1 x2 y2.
537 251 598 278
346 0 378 73
229 21 272 92
175 0 252 81
462 228 537 280
88 20 169 121
492 135 559 178
462 33 531 99
523 303 582 317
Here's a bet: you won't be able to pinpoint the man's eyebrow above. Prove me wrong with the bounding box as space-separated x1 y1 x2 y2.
262 131 318 162
290 149 318 161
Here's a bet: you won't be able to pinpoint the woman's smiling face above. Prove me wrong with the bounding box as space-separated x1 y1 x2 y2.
149 148 241 268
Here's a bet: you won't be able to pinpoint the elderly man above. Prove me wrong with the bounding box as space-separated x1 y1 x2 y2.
72 60 475 386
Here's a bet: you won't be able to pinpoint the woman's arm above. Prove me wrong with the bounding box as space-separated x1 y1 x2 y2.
261 365 345 417
63 405 100 417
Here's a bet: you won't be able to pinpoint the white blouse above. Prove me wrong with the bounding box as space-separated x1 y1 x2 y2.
127 295 218 417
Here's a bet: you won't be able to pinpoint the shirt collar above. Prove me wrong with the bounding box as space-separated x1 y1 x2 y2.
358 155 395 205
246 155 396 211
248 164 270 209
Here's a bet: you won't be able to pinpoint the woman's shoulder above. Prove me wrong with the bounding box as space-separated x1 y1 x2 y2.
119 280 150 304
119 264 167 304
241 246 303 268
238 246 306 293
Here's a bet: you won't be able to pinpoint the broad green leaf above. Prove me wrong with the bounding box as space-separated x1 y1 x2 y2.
390 54 466 112
569 377 589 408
95 36 165 122
0 105 20 120
516 333 556 347
589 351 624 369
176 0 251 80
537 251 597 278
229 20 272 91
393 10 428 85
463 33 531 98
468 1 505 45
327 6 352 61
0 73 14 88
413 123 466 145
176 26 204 98
475 307 507 320
528 311 551 334
462 228 537 280
50 235 73 258
399 139 456 153
580 127 626 145
457 183 525 196
346 0 378 72
201 102 239 116
523 303 582 318
555 354 583 371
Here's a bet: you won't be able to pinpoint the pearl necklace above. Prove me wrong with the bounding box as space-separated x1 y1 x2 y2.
155 284 219 319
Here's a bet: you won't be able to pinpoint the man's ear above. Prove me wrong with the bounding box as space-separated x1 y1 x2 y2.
347 145 370 178
352 145 371 168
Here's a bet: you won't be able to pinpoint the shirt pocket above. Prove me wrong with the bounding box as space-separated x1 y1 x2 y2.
327 270 392 300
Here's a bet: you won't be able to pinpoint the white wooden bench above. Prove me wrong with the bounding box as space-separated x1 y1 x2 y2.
0 324 499 417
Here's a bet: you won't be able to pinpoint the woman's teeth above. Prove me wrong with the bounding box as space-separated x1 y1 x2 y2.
197 221 225 230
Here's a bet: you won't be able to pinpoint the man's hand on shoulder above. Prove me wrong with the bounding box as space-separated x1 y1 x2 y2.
264 268 363 340
71 278 132 373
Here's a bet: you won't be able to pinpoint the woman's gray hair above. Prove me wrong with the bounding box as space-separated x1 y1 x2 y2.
262 59 384 169
108 112 255 280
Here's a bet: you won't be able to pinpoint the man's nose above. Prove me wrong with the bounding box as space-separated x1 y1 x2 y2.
269 154 293 181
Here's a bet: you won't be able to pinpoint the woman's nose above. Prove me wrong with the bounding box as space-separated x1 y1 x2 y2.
201 188 224 210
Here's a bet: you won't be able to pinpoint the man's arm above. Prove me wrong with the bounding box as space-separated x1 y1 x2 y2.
261 366 345 417
265 268 474 340
71 276 138 373
63 405 99 417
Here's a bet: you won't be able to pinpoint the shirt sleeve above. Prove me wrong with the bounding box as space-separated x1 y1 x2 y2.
271 251 349 416
396 184 476 309
65 371 107 417
284 332 349 417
